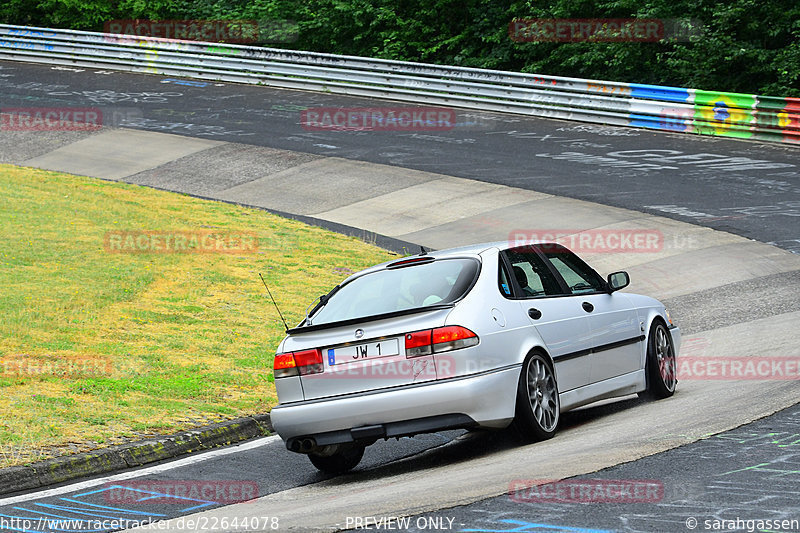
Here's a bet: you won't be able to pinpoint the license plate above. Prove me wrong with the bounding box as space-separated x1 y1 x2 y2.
327 339 399 366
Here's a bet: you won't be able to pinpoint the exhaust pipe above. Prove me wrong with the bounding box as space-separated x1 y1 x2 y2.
289 437 317 453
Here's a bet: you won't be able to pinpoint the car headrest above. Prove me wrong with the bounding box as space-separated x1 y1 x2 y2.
512 265 528 288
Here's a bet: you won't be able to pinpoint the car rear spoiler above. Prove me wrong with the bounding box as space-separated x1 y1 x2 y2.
286 303 455 334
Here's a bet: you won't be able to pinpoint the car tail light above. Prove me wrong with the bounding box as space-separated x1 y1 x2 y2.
273 348 323 378
405 330 432 357
432 326 479 352
405 326 478 357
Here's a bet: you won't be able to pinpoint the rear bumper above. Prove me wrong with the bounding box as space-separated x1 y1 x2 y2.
270 365 520 449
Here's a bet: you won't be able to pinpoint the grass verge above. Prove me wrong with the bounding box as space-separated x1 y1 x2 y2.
0 163 395 467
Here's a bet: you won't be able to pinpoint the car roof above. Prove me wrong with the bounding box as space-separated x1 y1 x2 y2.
412 239 554 258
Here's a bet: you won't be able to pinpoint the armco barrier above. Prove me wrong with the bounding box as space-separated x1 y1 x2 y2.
0 24 798 144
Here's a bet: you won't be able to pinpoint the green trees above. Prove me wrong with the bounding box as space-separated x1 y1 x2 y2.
2 0 796 96
1 0 180 29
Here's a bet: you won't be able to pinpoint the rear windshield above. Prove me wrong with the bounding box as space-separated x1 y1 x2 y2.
308 258 479 326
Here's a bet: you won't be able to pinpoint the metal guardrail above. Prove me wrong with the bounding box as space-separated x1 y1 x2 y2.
1 24 798 144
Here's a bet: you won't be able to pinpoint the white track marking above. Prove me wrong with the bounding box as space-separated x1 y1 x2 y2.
0 435 281 506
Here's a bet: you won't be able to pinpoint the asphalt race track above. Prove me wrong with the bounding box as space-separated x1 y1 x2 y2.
1 60 798 252
2 406 799 532
1 59 799 532
408 403 800 533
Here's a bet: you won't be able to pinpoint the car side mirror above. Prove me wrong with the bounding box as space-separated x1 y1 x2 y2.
607 271 630 292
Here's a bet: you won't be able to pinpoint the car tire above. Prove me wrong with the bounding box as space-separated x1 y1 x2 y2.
513 352 559 441
639 321 677 400
308 444 365 474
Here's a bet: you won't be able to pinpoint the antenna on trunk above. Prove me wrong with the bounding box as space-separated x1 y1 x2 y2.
259 273 289 332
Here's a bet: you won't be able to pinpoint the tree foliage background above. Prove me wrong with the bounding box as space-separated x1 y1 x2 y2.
2 0 797 96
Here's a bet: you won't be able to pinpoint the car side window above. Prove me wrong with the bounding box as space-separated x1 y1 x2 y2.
502 249 563 297
498 261 513 296
540 244 606 294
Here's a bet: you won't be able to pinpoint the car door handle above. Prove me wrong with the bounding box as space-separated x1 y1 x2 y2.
528 308 542 320
582 302 594 313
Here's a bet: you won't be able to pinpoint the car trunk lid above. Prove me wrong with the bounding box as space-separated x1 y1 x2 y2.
284 307 453 400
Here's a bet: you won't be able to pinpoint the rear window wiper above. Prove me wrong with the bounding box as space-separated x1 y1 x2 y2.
304 285 341 326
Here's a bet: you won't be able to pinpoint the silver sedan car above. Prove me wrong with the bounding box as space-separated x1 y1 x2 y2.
270 241 680 473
